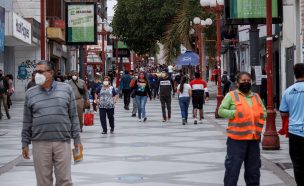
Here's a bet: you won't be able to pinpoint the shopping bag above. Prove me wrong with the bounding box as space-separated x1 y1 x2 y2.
84 113 94 126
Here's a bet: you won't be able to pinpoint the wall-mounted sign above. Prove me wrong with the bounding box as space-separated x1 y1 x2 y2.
225 0 283 25
0 6 5 52
65 2 97 45
52 42 62 58
12 12 31 44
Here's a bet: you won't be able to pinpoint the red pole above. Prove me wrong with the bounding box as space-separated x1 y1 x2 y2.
115 36 119 88
214 5 224 118
101 28 105 76
262 0 280 150
198 26 203 78
40 0 45 60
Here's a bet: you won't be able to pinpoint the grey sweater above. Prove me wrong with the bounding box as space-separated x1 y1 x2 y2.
21 81 81 148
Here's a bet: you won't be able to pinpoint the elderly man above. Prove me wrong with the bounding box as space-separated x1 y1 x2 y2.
22 60 81 186
68 71 89 132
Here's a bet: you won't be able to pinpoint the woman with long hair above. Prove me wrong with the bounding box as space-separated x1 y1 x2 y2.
95 76 119 134
133 72 152 122
177 76 192 125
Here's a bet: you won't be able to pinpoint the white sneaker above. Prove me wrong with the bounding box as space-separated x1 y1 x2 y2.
199 119 203 124
138 119 142 122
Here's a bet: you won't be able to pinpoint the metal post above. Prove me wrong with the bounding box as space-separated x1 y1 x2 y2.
115 36 119 88
198 26 203 78
79 46 85 80
102 27 105 76
214 6 224 118
262 0 280 150
40 0 45 60
250 24 261 93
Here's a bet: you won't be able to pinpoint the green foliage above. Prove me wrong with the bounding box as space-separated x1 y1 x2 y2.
112 0 217 63
112 0 179 55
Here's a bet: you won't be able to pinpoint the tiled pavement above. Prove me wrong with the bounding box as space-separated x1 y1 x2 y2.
0 82 296 186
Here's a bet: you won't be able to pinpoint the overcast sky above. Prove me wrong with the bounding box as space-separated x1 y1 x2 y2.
107 0 117 17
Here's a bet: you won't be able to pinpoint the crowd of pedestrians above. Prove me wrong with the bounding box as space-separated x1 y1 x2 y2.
10 59 303 186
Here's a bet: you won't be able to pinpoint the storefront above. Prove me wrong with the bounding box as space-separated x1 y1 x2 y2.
4 12 40 100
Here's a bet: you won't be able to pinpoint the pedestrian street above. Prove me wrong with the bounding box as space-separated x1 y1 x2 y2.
0 97 289 186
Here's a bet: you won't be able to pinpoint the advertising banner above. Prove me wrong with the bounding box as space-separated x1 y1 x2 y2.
0 6 4 52
225 0 283 25
66 2 97 45
12 13 32 45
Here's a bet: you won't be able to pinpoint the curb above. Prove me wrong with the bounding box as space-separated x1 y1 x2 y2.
0 155 23 176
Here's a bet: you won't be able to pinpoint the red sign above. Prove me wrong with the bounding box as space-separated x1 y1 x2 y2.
51 20 65 29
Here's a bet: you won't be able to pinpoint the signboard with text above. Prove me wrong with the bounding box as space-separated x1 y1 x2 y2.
225 0 283 25
65 2 97 45
12 12 31 45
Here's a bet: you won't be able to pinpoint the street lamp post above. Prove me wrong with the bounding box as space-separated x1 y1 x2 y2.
192 17 213 79
262 0 280 150
98 17 113 76
200 0 224 118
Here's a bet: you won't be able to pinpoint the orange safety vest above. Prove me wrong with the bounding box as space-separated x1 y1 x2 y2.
227 90 265 140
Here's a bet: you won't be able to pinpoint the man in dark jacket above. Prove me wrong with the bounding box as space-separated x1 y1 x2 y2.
119 70 132 110
157 70 174 122
0 70 10 119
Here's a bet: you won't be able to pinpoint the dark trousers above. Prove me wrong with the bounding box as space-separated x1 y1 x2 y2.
289 133 304 186
224 138 261 186
160 96 171 119
123 89 131 107
99 108 114 132
150 85 158 99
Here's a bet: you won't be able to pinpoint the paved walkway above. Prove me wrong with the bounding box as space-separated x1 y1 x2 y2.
0 82 296 185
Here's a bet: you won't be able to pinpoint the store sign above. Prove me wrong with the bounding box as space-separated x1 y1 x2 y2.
225 0 283 25
52 42 62 58
0 6 4 52
13 13 31 44
65 2 97 45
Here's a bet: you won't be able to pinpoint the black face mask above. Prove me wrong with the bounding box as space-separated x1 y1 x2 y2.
239 82 252 93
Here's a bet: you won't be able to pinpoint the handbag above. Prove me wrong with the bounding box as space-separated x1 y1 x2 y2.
73 81 85 95
84 113 94 126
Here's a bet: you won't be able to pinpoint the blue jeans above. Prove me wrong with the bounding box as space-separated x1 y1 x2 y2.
135 96 148 119
179 97 190 119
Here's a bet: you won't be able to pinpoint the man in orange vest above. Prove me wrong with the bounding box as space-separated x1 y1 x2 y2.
218 72 266 186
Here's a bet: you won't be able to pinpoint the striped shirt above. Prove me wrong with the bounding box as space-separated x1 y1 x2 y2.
21 81 81 148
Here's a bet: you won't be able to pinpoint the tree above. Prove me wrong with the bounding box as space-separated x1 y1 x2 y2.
112 0 178 55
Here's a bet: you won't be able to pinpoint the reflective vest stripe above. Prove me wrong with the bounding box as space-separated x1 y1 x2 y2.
253 93 259 103
238 112 243 118
228 122 264 128
260 113 264 119
227 130 262 136
233 90 240 102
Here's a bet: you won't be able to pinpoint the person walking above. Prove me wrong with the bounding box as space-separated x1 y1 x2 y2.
177 76 192 125
27 71 37 90
279 63 304 186
130 72 138 117
158 70 174 122
68 71 89 132
0 70 10 119
95 76 118 134
218 72 266 186
90 75 102 113
149 73 159 99
133 72 152 122
22 60 81 186
5 74 14 109
190 72 209 124
119 70 132 110
212 66 219 85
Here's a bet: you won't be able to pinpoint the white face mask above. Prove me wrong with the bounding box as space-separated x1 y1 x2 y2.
35 73 46 85
72 75 77 81
103 81 109 86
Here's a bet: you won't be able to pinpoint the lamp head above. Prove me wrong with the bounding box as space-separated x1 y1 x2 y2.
217 0 224 6
200 0 210 7
210 0 217 7
205 18 213 25
193 17 201 25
